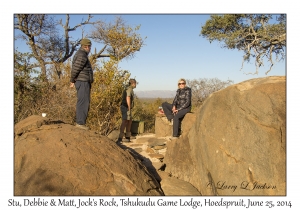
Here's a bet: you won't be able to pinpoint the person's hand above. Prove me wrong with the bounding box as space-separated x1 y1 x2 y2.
70 82 74 88
172 106 176 112
172 106 178 114
127 110 131 120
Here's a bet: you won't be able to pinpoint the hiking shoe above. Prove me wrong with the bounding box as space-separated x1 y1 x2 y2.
123 137 131 142
169 136 179 140
75 123 89 130
125 135 136 140
116 138 123 144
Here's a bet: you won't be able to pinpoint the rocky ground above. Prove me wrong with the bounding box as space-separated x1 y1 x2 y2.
14 114 201 196
109 131 201 195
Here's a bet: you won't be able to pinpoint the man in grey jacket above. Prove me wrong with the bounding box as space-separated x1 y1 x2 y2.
70 38 93 130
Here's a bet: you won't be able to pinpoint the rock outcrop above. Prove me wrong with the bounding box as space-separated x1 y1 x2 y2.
164 76 286 195
155 114 172 137
14 115 164 196
115 134 202 195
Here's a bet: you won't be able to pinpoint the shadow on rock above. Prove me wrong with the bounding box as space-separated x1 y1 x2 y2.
116 142 163 183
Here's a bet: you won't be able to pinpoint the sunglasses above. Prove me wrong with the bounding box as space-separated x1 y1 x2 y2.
178 83 186 85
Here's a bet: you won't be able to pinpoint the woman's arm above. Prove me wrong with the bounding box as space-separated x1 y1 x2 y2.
172 89 179 113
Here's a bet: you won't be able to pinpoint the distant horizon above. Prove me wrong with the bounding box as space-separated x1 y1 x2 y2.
134 74 286 92
135 89 176 98
134 75 286 99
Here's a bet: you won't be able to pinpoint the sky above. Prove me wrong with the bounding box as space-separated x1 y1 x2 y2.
14 14 286 91
3 1 300 209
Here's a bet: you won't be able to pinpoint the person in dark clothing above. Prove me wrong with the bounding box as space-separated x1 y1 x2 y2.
70 38 93 130
162 78 191 140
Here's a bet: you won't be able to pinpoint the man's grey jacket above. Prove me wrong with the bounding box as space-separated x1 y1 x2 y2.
70 48 93 83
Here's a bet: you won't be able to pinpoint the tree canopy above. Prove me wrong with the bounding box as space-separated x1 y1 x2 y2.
200 14 286 74
14 14 145 80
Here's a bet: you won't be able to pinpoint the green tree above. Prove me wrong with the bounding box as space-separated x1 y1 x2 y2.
201 14 286 74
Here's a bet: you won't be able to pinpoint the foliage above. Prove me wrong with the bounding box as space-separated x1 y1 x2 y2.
186 78 234 107
88 60 131 135
14 14 145 80
14 14 146 135
132 98 166 133
14 50 41 123
201 14 286 74
14 52 78 124
39 60 77 123
89 16 146 62
14 57 132 134
14 14 60 79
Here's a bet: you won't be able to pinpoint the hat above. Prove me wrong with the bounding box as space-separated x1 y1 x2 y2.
80 38 92 46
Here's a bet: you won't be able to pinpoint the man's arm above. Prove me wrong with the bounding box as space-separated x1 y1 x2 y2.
126 96 131 110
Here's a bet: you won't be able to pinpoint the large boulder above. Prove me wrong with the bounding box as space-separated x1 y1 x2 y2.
164 76 286 195
155 112 196 137
155 114 172 137
14 115 164 196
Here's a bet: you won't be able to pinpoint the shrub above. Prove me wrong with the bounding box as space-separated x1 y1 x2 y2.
88 60 131 135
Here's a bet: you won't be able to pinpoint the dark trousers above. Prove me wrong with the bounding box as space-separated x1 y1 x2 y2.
162 102 191 137
75 81 91 125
